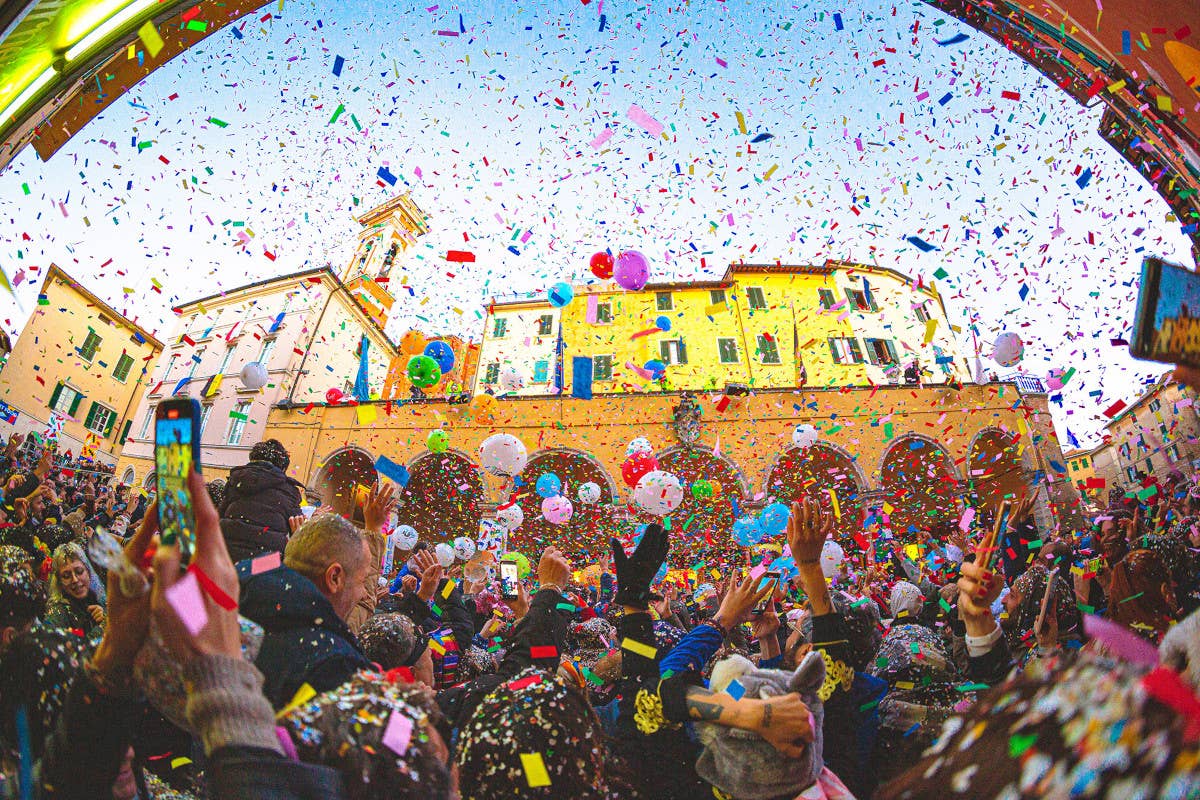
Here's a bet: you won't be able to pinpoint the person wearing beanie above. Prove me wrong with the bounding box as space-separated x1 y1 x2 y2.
219 438 304 563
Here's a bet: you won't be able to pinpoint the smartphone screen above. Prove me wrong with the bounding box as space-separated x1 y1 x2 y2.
753 572 780 613
500 561 520 600
156 401 199 565
1131 256 1200 368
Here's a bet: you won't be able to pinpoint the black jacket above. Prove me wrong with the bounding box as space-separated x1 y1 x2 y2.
220 460 303 563
237 563 372 709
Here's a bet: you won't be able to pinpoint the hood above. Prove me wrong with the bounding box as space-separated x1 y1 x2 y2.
227 460 298 494
237 563 352 640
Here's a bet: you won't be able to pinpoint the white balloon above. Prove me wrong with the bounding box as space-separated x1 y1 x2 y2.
434 542 455 568
496 504 524 532
240 361 269 391
819 539 845 579
626 437 654 456
633 471 684 517
577 481 602 504
992 332 1024 368
453 536 477 562
498 365 525 391
479 433 528 477
791 424 819 450
392 525 419 550
463 560 488 583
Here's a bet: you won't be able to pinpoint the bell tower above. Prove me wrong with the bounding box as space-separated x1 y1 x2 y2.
341 193 429 329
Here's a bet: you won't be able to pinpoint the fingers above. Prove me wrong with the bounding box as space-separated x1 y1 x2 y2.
152 535 184 597
123 500 159 564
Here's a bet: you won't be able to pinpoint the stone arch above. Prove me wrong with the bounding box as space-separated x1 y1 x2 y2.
967 428 1029 513
120 466 136 486
764 444 866 537
658 444 753 498
649 445 751 564
506 448 621 558
394 450 487 545
879 435 961 538
310 446 377 523
142 471 157 491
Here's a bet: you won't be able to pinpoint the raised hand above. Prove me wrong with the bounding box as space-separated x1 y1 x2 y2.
287 515 306 535
714 571 775 628
787 498 833 564
537 546 571 591
363 481 397 533
610 523 669 608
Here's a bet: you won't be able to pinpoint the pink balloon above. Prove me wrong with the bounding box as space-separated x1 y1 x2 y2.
614 250 649 291
542 495 574 525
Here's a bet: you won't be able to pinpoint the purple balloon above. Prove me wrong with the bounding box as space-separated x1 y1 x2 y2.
614 250 650 291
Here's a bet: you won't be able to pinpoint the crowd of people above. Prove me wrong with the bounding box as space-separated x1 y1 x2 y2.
0 428 1197 799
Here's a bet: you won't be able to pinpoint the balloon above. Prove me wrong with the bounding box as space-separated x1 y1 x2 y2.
400 330 426 355
434 543 455 568
589 251 614 279
633 471 684 516
541 495 574 525
392 524 419 550
498 365 525 392
325 387 344 405
621 451 658 488
501 551 531 579
535 472 563 498
626 437 654 456
1046 368 1066 391
452 536 476 562
577 481 602 504
709 480 723 497
469 393 496 418
993 332 1024 367
423 340 456 374
496 503 524 532
407 355 442 388
643 360 666 380
655 315 672 332
579 563 603 587
769 554 799 581
732 516 764 546
548 282 574 308
760 502 790 536
791 424 819 450
427 429 449 453
820 540 845 578
479 433 528 477
240 361 268 391
614 250 650 290
463 559 488 583
690 479 714 500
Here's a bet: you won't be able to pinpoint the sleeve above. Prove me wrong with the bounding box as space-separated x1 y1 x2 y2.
429 580 478 653
965 625 1015 686
808 613 870 798
39 667 140 798
496 588 569 677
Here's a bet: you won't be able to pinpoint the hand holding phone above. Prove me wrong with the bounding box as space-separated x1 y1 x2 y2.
753 571 781 614
500 560 520 600
155 398 203 567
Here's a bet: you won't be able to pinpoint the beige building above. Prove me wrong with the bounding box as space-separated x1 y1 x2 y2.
0 265 162 465
1105 373 1200 494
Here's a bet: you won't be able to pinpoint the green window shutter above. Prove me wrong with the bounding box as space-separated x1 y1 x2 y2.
104 410 116 437
119 420 132 445
49 382 62 410
69 391 83 416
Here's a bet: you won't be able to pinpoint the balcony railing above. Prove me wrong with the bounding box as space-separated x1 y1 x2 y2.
1002 373 1046 394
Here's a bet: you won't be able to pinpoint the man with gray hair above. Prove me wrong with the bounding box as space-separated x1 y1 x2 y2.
237 483 394 709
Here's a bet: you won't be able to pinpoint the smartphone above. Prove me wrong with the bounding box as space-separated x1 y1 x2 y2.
500 560 520 600
155 398 202 565
1130 256 1200 368
753 571 781 613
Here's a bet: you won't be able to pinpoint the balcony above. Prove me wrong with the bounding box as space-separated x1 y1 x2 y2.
1002 373 1046 395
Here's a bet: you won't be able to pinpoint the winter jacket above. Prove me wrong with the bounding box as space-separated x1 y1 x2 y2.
237 563 372 709
220 460 303 563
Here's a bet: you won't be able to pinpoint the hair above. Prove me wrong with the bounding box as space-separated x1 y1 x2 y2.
1108 549 1177 640
284 512 367 586
359 613 427 669
250 438 290 471
206 479 227 510
48 542 94 602
0 546 46 630
0 626 87 758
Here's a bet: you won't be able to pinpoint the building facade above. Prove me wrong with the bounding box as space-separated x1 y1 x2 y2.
0 265 162 465
1105 373 1200 492
473 261 973 397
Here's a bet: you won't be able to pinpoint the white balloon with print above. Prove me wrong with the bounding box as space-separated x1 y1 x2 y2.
240 361 269 391
496 504 525 532
577 481 602 504
791 424 819 450
633 471 684 517
479 433 529 477
820 539 845 579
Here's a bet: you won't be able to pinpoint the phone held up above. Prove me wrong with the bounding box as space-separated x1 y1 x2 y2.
154 398 203 567
754 571 781 614
500 560 521 601
1130 256 1200 369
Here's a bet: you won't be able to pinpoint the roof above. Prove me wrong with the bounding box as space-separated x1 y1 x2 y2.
44 264 163 349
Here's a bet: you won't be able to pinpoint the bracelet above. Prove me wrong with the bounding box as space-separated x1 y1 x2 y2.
707 615 731 636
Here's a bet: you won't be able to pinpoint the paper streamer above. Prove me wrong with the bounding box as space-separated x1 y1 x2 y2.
626 104 664 137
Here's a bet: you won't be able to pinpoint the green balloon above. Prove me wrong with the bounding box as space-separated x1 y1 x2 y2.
407 355 442 388
427 429 449 453
691 479 714 500
501 552 531 579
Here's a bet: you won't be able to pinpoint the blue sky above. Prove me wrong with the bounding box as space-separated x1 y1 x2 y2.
0 0 1194 445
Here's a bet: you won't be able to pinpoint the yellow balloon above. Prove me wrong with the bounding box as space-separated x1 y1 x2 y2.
470 393 497 417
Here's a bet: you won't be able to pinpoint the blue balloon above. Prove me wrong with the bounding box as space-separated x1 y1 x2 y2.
760 502 790 536
769 554 799 581
535 473 562 498
655 315 672 332
644 359 666 380
548 282 574 308
423 340 456 374
732 516 764 546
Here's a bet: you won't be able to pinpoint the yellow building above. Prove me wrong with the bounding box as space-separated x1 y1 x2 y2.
0 264 162 465
474 261 972 396
1105 372 1200 494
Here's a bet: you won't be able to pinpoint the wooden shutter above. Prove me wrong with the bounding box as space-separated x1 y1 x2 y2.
119 420 132 445
49 382 62 410
104 409 116 437
68 391 83 416
678 339 688 364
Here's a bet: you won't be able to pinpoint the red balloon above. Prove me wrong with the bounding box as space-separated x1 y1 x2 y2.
589 251 614 279
621 452 658 488
325 387 344 405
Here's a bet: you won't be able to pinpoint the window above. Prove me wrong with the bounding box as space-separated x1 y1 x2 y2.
533 360 550 383
717 338 739 364
257 338 277 365
746 287 767 310
1160 423 1170 440
493 318 507 338
83 402 116 436
187 347 206 379
818 288 836 310
1119 442 1132 460
1149 399 1162 412
1071 461 1079 472
1169 444 1182 460
828 337 865 365
845 288 877 312
659 339 688 365
49 383 83 415
378 243 400 279
162 353 180 382
78 331 102 362
484 363 500 384
757 335 782 365
227 401 251 445
216 345 236 376
1126 466 1139 482
655 292 673 311
112 353 134 382
593 355 613 381
595 303 613 324
914 302 931 323
864 338 899 365
200 404 214 436
139 404 156 439
536 315 554 336
709 289 726 305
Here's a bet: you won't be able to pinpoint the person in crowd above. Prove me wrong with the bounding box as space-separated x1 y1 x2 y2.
43 542 105 637
1107 547 1181 643
219 439 305 563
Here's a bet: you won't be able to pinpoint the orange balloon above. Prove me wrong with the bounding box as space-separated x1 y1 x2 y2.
709 480 722 497
400 329 426 355
469 393 497 418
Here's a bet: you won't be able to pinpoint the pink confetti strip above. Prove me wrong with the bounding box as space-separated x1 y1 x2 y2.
626 104 664 137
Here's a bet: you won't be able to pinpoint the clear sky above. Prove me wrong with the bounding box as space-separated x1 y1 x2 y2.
0 0 1194 446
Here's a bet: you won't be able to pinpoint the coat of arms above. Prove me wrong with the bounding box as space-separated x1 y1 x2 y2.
672 392 702 445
